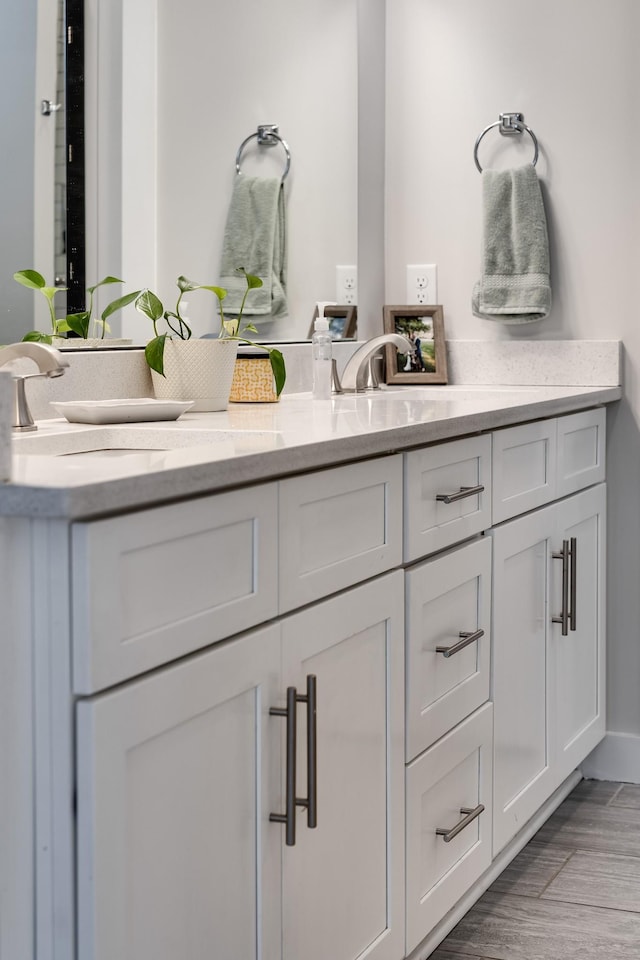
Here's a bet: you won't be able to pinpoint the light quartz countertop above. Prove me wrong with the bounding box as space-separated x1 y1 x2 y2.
3 383 621 520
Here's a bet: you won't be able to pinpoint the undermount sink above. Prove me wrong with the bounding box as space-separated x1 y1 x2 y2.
13 426 282 457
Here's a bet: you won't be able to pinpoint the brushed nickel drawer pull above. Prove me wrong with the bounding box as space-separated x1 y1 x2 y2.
436 803 485 843
297 674 318 829
436 484 484 505
569 536 577 632
552 540 570 636
269 686 298 846
269 674 318 846
436 628 484 659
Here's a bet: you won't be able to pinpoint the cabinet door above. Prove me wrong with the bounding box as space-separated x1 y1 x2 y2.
278 457 403 613
404 435 492 561
551 483 606 783
405 703 493 953
405 536 491 759
76 625 282 960
280 573 405 960
491 505 557 856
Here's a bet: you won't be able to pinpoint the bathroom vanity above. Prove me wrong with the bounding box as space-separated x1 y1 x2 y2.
0 381 619 960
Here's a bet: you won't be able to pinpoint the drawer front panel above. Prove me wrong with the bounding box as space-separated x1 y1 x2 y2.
405 537 491 760
406 703 493 952
404 435 492 561
278 456 403 613
556 408 606 498
72 484 278 693
492 420 557 523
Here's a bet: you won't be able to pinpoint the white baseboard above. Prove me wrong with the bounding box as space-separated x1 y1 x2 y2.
582 732 640 783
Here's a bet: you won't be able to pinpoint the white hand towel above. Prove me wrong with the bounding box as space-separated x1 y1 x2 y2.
219 176 288 319
472 163 551 324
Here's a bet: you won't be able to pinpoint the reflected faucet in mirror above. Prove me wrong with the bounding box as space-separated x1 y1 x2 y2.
0 342 69 432
335 334 414 393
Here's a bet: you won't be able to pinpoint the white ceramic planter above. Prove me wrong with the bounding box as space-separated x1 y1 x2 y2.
150 338 239 411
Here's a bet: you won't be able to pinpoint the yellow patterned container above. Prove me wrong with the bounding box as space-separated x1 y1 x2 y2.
229 356 280 403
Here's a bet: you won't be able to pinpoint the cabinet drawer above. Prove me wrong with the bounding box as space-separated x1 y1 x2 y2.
556 408 605 498
71 484 279 693
278 456 402 613
406 703 493 953
404 435 492 562
405 537 491 761
492 419 557 523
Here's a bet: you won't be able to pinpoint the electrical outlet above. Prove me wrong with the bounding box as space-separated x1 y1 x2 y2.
336 265 358 305
406 264 437 305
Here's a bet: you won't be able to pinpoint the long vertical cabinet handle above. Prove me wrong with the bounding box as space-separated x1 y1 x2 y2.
552 540 570 636
569 536 577 631
269 675 318 845
270 687 298 846
302 674 318 828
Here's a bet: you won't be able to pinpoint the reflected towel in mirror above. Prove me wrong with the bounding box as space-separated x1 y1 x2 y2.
219 176 288 319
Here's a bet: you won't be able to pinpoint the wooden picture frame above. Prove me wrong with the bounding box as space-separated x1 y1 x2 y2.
382 305 448 385
308 305 358 340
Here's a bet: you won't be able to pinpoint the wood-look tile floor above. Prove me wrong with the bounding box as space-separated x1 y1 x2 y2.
430 779 640 960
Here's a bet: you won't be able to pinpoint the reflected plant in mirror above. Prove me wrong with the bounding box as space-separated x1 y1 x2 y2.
135 268 286 396
13 271 140 344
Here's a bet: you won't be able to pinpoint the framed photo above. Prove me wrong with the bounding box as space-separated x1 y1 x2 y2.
308 305 358 340
382 305 448 385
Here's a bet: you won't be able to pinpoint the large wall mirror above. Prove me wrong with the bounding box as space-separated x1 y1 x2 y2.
2 0 384 346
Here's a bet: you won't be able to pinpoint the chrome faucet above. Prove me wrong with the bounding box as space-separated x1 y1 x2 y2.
0 342 69 432
335 334 414 393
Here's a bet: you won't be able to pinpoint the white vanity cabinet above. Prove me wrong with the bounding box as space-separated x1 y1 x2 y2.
74 549 405 960
10 401 611 960
492 411 606 855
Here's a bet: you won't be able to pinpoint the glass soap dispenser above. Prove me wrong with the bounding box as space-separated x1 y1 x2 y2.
312 303 333 400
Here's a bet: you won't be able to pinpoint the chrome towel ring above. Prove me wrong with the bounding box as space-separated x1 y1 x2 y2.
235 124 291 181
474 112 539 173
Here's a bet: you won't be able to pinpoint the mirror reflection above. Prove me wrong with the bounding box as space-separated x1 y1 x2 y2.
4 0 364 346
87 0 358 344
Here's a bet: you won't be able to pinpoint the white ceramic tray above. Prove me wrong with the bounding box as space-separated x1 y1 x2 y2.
51 398 194 425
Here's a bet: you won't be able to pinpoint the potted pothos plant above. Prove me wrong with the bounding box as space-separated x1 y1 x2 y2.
134 268 286 410
13 270 140 345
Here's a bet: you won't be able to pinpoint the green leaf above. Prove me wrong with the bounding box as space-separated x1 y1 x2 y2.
55 319 71 334
102 289 142 323
144 334 167 375
41 286 59 304
243 323 258 334
164 311 191 340
222 319 239 337
245 272 263 290
135 289 164 322
65 312 91 338
13 269 46 290
93 317 112 335
21 330 52 343
236 267 263 290
176 275 202 293
87 276 124 294
196 284 227 301
268 348 286 396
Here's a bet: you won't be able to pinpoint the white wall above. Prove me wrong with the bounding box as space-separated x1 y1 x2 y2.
387 0 640 755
